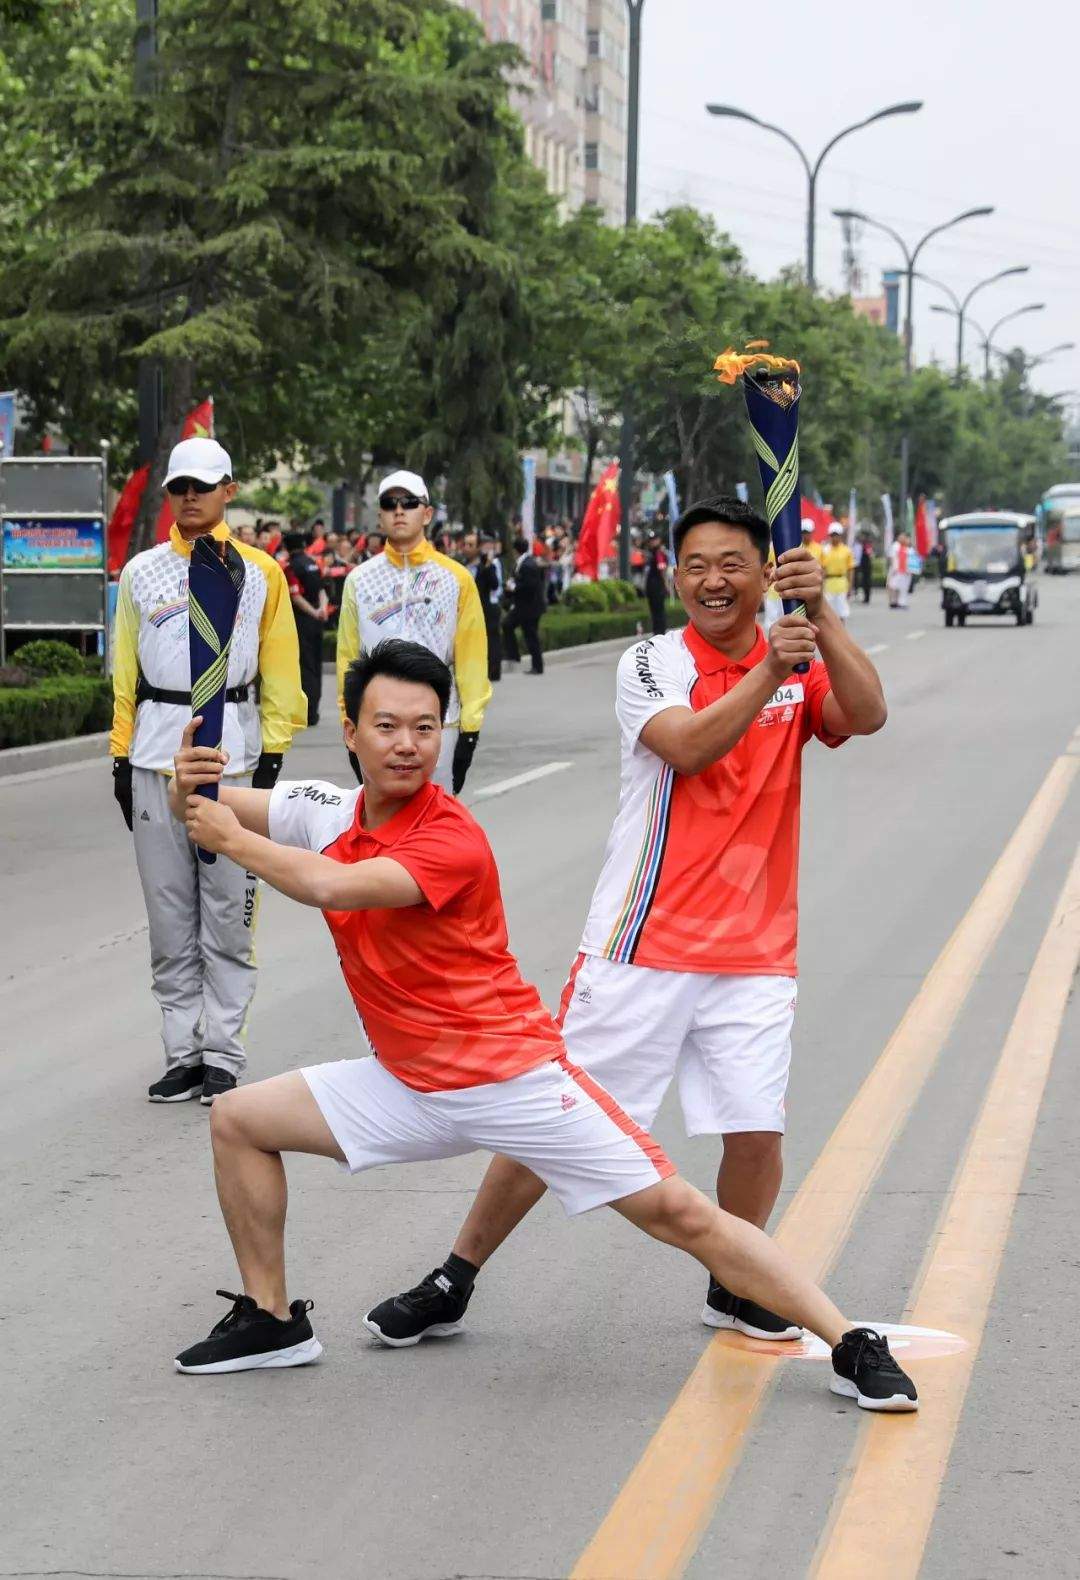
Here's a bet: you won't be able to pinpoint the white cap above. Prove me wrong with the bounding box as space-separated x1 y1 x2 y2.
162 436 233 489
800 518 816 533
378 469 429 502
828 521 844 534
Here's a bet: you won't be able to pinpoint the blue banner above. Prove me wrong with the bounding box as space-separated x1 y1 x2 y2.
0 392 14 458
3 517 104 568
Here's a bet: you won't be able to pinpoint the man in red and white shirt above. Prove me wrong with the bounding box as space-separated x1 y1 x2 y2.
164 636 915 1413
374 496 890 1349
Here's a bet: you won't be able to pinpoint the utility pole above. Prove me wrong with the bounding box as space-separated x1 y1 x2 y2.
135 0 162 471
617 0 644 582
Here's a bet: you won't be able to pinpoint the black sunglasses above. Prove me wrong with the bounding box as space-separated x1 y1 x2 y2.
165 476 221 497
379 493 424 512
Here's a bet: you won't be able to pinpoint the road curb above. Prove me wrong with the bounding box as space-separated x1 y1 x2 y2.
0 730 110 778
320 629 662 677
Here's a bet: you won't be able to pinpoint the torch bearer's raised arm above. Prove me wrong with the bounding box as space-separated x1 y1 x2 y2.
188 536 246 864
715 343 809 674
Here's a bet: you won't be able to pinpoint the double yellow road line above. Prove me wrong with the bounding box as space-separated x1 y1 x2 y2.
572 745 1080 1580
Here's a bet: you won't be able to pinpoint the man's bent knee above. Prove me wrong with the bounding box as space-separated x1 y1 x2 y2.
209 1087 247 1147
722 1131 782 1165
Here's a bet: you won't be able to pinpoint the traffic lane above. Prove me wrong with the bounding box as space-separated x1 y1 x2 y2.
1 584 1075 1579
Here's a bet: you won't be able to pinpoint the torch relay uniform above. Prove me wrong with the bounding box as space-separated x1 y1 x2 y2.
566 622 847 1141
335 540 491 792
110 522 305 1083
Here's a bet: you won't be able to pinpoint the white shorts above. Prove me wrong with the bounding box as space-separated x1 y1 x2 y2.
825 590 850 620
301 1053 674 1216
558 954 797 1136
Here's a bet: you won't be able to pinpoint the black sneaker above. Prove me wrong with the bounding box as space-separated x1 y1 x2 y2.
175 1289 322 1374
831 1328 918 1412
701 1279 803 1341
363 1268 471 1348
200 1067 237 1106
148 1063 205 1103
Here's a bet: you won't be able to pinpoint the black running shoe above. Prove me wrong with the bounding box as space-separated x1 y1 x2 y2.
175 1290 322 1374
200 1067 237 1106
831 1328 918 1412
148 1063 204 1103
363 1268 471 1348
702 1279 803 1341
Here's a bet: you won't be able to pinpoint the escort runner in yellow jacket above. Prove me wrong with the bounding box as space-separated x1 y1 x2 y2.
110 437 306 1105
336 535 492 792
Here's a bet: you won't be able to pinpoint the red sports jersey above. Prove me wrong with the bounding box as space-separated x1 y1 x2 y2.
578 624 847 975
268 779 562 1091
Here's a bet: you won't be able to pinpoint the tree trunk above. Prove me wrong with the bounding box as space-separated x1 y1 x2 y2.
127 358 194 561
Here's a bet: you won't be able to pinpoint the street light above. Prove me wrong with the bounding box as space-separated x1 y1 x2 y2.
1026 342 1076 370
705 100 922 290
917 266 1030 374
979 303 1046 378
618 0 646 581
832 203 994 514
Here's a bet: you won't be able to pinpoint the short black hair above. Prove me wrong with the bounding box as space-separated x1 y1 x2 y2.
283 530 306 551
343 639 451 726
673 496 770 563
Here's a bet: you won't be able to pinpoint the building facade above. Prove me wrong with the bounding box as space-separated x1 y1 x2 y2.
456 0 627 222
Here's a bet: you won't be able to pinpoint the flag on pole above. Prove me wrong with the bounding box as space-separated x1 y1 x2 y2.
662 470 680 557
881 493 894 556
575 462 620 580
914 494 932 557
188 535 246 865
107 399 215 570
848 486 858 545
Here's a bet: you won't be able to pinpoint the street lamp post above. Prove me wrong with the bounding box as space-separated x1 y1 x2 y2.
1025 342 1076 371
617 0 645 582
917 266 1030 375
978 304 1046 379
705 101 922 290
831 205 994 516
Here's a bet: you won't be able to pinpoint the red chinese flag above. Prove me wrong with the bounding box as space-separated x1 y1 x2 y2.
576 463 620 581
107 398 216 570
914 495 931 557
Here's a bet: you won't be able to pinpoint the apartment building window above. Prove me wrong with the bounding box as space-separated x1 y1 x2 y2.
541 0 558 18
587 27 600 55
584 80 601 114
584 141 598 170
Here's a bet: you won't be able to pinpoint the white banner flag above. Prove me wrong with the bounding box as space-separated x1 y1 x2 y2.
881 493 894 557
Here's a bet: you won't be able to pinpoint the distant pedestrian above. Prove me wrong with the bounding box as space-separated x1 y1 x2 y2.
821 523 854 624
284 530 328 726
644 530 670 635
475 533 504 682
503 533 546 675
110 436 305 1108
888 533 912 609
856 531 874 604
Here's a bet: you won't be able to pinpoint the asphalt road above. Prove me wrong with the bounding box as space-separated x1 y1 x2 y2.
1 577 1078 1580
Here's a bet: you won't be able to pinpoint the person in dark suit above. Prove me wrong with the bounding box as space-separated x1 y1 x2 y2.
503 534 545 675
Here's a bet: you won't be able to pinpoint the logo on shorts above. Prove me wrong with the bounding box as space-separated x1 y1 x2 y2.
561 1092 579 1112
576 983 592 1006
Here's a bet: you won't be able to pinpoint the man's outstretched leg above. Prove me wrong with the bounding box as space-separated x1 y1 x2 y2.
613 1175 917 1412
175 1073 344 1374
364 1154 547 1347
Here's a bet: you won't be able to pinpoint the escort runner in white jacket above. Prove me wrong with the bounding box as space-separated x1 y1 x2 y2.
110 437 306 1107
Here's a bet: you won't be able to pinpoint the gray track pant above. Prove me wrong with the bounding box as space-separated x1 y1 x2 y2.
131 769 259 1076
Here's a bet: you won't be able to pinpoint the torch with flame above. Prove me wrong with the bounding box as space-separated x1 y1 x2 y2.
714 340 808 672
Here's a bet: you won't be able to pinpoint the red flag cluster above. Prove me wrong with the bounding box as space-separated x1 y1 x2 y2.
107 399 214 571
575 463 620 581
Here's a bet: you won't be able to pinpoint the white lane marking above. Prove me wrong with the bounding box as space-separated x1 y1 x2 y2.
470 761 572 802
864 643 889 656
906 628 927 641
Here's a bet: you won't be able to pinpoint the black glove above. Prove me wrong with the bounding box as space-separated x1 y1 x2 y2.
452 731 479 795
251 752 283 790
347 750 363 786
112 756 133 831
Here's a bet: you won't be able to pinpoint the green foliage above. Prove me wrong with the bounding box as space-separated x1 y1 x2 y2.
234 480 324 522
0 675 112 748
538 603 687 652
562 581 608 612
14 638 86 676
600 578 641 609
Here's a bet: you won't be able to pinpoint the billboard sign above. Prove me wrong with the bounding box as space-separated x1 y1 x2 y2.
2 517 105 569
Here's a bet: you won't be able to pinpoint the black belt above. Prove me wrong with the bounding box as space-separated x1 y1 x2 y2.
136 678 254 707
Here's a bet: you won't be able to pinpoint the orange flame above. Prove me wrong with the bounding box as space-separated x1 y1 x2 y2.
713 340 801 386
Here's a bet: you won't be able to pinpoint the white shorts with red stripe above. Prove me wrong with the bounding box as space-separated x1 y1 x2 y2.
557 953 797 1136
301 1054 674 1216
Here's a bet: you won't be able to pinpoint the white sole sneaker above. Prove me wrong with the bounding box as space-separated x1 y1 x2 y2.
362 1315 465 1348
148 1086 204 1103
830 1374 918 1412
175 1337 323 1374
701 1304 803 1341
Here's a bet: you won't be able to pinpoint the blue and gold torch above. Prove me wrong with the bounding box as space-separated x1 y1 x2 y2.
715 341 808 673
188 536 246 864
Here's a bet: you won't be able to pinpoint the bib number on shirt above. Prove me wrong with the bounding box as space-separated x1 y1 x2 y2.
762 683 804 711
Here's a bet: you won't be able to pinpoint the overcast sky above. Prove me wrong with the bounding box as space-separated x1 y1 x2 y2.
637 0 1079 413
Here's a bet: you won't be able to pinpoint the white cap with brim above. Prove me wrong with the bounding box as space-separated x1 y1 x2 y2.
828 522 845 535
378 469 429 502
162 436 233 489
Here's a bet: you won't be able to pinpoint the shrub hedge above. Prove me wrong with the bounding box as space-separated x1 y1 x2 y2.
15 638 86 677
0 675 113 750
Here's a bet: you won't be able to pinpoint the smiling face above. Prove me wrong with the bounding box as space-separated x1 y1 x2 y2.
342 674 442 805
674 520 769 648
